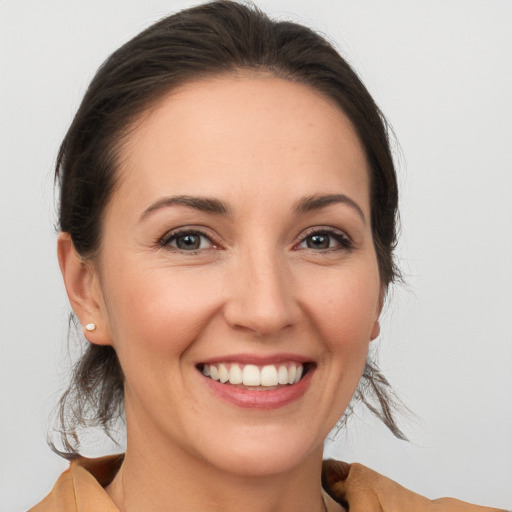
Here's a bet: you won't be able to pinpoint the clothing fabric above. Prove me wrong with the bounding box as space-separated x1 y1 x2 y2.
30 455 506 512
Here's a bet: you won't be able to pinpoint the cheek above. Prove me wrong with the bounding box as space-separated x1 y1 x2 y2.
301 265 381 351
102 265 224 360
100 266 226 419
299 266 380 432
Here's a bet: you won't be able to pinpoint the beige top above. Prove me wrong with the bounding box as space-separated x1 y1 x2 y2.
30 455 507 512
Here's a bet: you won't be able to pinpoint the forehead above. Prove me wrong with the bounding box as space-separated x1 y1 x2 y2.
115 74 370 212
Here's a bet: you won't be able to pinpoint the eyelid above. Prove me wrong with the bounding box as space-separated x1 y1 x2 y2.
295 226 353 250
156 225 353 252
158 226 221 251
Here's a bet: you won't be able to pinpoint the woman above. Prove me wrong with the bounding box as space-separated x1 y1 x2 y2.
27 1 508 511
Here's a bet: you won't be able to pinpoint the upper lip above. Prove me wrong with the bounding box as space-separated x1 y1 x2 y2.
198 353 314 366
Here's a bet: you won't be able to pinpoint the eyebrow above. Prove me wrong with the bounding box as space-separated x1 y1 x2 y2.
293 194 366 222
140 195 231 221
139 193 365 223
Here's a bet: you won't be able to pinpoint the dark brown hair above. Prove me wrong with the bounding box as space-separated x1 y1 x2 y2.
52 0 404 458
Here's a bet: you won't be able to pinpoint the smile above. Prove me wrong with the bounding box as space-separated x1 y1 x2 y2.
201 362 306 388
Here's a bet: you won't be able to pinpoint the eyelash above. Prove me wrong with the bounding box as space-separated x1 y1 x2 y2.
296 227 353 252
159 229 217 253
159 227 353 254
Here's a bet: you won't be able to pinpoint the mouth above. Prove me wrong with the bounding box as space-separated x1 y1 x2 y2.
197 361 313 390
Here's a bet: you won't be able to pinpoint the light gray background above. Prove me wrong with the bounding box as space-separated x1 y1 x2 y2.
1 1 511 510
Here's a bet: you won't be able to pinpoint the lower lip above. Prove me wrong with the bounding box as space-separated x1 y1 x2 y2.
201 369 313 409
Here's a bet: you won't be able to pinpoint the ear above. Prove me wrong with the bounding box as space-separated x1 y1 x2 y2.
370 319 381 341
57 232 112 346
370 288 384 341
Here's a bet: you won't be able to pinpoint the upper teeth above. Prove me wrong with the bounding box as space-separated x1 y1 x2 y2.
202 363 304 387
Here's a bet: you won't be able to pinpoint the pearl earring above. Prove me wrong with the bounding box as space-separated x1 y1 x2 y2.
85 323 97 332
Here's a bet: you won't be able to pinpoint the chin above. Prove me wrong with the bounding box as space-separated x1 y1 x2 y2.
195 426 324 478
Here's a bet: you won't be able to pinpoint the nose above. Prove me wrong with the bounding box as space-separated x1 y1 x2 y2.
223 246 299 337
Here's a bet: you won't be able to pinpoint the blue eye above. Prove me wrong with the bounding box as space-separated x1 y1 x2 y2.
162 231 213 251
298 230 352 250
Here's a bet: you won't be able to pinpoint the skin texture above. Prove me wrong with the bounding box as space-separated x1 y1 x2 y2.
58 74 382 512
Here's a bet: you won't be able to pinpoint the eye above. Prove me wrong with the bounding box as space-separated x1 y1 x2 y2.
297 229 352 251
160 230 214 252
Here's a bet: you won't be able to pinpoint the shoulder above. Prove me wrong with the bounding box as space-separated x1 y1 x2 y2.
29 455 123 512
321 459 508 512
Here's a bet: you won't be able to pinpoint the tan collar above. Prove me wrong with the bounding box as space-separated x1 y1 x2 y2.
29 455 123 512
30 454 504 512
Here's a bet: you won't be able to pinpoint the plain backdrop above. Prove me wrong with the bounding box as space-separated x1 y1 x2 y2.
1 1 511 510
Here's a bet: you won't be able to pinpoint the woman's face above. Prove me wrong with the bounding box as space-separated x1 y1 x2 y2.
90 75 381 476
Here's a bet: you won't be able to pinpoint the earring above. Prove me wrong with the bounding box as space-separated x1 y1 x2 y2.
85 323 97 332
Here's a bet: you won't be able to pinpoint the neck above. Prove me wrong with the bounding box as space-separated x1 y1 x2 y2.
106 430 328 512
